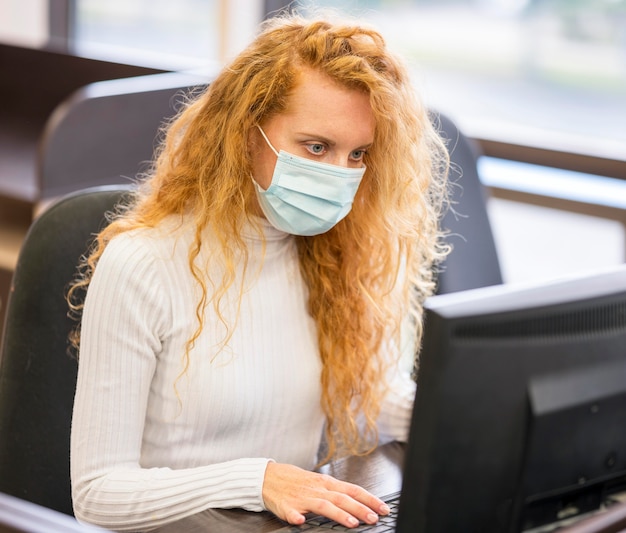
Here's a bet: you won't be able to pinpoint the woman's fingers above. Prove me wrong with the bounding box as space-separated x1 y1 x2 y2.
332 479 391 517
311 491 379 527
262 463 390 528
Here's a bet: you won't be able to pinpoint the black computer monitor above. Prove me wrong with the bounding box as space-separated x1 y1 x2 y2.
399 265 626 533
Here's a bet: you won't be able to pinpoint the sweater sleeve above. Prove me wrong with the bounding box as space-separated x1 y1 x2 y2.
70 235 271 531
375 310 418 444
376 369 416 444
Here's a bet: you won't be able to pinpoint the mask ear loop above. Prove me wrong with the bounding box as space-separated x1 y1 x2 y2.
252 125 279 192
256 125 280 157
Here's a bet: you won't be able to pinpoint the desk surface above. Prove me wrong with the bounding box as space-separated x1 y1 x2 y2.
153 441 405 533
151 440 626 533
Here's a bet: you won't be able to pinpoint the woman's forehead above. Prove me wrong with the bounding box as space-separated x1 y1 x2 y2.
280 68 374 132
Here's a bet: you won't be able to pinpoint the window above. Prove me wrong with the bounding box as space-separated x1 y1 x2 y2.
71 0 263 69
0 0 48 48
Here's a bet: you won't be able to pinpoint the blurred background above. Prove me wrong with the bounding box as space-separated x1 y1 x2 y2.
4 0 623 144
1 0 625 285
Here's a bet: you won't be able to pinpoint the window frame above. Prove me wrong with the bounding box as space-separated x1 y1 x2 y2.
474 131 625 182
47 0 73 53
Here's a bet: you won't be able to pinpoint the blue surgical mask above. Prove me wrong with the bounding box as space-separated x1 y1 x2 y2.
253 126 366 236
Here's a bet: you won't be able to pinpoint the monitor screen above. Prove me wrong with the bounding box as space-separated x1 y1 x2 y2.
399 265 626 533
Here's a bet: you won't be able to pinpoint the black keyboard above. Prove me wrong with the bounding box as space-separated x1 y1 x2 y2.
275 492 401 532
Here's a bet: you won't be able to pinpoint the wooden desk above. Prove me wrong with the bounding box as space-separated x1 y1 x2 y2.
153 442 405 533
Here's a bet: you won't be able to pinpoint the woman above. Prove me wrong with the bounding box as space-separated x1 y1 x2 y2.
68 10 449 532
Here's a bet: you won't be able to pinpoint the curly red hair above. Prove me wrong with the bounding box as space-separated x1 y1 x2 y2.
68 10 449 463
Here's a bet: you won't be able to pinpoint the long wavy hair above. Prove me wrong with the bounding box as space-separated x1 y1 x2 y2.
67 11 450 463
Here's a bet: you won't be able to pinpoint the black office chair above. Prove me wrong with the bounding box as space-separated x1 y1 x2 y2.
433 112 503 293
0 185 133 516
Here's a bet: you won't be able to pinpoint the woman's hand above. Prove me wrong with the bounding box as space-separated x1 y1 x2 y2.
262 462 390 528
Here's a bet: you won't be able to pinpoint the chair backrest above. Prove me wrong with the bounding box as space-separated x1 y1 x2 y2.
38 71 210 201
434 112 503 293
0 185 132 516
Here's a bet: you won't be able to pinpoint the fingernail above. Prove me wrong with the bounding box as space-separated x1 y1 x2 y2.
348 516 359 527
367 512 378 523
379 503 390 515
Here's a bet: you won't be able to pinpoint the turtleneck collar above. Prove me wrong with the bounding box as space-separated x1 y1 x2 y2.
242 215 294 244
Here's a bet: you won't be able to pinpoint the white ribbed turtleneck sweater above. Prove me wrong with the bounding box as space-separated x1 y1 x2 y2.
70 216 415 531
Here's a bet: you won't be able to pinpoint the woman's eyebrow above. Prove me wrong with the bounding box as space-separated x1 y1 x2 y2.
295 132 373 149
295 132 336 146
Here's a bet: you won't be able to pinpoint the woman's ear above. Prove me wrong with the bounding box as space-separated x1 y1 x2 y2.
247 125 261 157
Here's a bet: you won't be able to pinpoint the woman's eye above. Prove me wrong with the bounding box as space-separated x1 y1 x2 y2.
350 149 366 161
306 143 326 155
